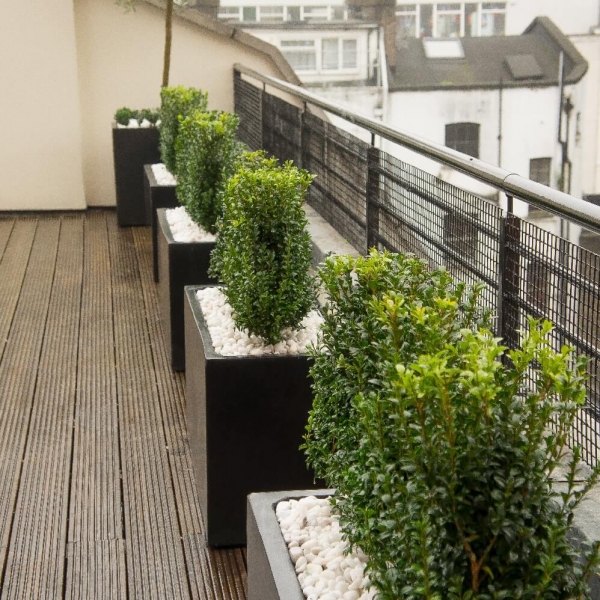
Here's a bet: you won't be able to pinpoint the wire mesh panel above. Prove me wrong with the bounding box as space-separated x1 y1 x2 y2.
262 92 303 167
502 217 600 466
234 73 263 151
302 112 369 252
373 151 503 320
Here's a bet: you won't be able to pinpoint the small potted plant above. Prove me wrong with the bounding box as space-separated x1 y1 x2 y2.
145 85 208 281
184 158 320 547
112 106 161 226
247 250 600 600
157 109 241 371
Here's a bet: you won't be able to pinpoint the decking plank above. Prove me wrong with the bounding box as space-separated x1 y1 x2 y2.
0 220 37 364
107 215 191 600
1 217 83 600
0 220 60 586
0 219 15 263
68 212 122 545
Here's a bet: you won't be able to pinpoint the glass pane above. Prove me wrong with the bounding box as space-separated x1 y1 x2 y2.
280 40 314 47
283 50 317 70
420 4 433 37
322 38 339 70
397 4 417 11
287 6 301 21
332 7 345 20
481 12 505 35
242 6 256 21
397 14 417 38
464 3 478 37
342 39 357 68
437 3 460 10
437 13 461 37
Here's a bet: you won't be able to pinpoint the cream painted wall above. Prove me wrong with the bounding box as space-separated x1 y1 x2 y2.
74 0 289 207
0 0 86 211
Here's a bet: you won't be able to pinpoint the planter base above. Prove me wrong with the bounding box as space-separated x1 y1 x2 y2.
113 127 160 227
184 287 319 547
143 166 179 282
157 209 217 371
247 490 332 600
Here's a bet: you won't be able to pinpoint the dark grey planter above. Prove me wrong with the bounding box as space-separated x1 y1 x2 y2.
247 489 333 600
112 125 160 227
143 165 179 282
157 209 217 372
184 286 319 547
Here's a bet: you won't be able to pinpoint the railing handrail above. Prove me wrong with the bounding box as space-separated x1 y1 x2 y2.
235 64 600 236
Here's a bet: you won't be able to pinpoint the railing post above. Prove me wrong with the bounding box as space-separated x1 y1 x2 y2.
498 205 521 351
366 138 381 253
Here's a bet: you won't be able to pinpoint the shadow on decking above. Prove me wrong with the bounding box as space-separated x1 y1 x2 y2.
0 211 246 600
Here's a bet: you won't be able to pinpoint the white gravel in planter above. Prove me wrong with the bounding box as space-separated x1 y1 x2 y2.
277 496 375 600
196 287 322 356
116 118 160 129
165 207 216 243
151 163 177 186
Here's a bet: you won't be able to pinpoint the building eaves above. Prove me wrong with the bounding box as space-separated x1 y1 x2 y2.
142 0 302 86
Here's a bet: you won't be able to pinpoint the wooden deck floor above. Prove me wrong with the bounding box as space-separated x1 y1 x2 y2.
0 211 246 600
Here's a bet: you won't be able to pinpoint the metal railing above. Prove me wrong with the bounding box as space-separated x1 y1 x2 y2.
234 65 600 467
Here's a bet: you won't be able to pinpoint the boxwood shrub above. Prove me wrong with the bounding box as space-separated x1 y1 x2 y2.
305 250 600 599
159 86 208 174
175 110 242 234
114 107 159 126
210 158 316 344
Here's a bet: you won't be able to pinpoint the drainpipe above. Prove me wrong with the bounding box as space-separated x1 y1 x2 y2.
498 77 503 168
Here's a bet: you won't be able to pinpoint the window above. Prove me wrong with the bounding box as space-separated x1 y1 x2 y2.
529 158 551 187
321 38 358 70
258 5 284 22
396 4 418 39
481 2 505 36
436 3 462 37
464 3 478 36
287 6 301 21
331 6 346 20
218 6 241 21
281 40 317 71
445 123 479 158
322 38 339 69
419 4 433 36
242 6 257 21
302 5 329 21
342 39 357 68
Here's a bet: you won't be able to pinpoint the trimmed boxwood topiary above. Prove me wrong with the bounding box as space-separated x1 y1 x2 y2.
305 250 600 600
114 107 159 126
175 110 242 234
159 86 208 174
210 158 316 345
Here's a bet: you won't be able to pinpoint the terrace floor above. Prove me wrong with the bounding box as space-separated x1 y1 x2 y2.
0 211 246 600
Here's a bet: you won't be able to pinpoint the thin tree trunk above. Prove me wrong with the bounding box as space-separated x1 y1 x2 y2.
162 0 174 87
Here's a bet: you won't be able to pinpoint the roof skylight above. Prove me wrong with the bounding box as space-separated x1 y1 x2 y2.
422 38 464 59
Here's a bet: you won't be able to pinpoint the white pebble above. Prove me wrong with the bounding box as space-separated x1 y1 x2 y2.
165 206 216 243
151 163 177 186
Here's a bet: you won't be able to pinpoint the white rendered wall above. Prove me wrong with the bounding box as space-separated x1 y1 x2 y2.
0 0 86 211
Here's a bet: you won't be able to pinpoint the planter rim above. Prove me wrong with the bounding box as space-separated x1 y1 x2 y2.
112 121 158 130
157 207 217 247
143 163 176 189
248 489 335 600
185 285 312 363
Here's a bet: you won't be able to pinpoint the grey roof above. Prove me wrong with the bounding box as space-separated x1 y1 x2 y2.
389 17 588 92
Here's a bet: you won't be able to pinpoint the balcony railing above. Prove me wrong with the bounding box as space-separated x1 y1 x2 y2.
233 64 600 467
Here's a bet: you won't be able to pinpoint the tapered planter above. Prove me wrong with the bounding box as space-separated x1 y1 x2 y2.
144 165 179 282
112 125 160 226
184 286 318 547
157 209 217 371
247 490 333 600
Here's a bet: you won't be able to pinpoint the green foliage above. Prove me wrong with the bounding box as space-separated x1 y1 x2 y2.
115 107 137 126
159 86 208 173
114 107 159 126
175 110 242 234
210 159 316 344
305 250 600 599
